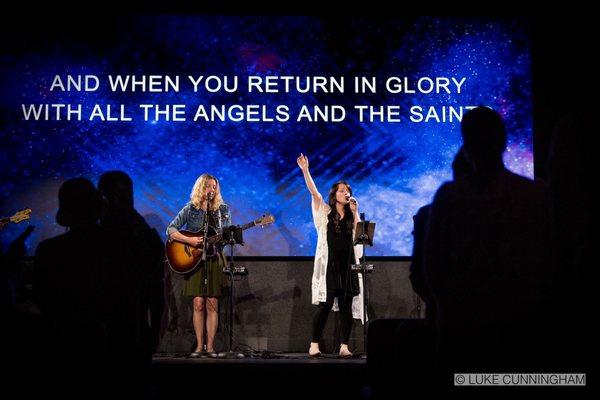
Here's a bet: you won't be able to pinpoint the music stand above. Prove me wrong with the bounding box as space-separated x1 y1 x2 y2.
218 225 247 359
351 213 376 358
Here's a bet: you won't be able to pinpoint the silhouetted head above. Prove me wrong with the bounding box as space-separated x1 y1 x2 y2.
452 146 474 180
461 106 507 171
98 170 134 210
56 178 105 227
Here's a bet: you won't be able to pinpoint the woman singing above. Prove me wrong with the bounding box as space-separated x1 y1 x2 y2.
297 153 364 358
166 173 231 357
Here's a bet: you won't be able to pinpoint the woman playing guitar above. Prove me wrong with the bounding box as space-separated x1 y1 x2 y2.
166 173 231 358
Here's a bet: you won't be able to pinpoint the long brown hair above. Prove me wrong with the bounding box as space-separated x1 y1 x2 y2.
327 181 354 235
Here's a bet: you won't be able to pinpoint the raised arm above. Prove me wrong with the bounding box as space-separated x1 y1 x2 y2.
297 153 322 201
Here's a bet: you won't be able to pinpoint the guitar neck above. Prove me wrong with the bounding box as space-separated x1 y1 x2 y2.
239 221 257 230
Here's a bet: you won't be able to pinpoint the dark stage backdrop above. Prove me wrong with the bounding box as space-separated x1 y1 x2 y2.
157 259 417 354
1 15 532 256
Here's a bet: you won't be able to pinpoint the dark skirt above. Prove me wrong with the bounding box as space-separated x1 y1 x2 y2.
182 251 226 297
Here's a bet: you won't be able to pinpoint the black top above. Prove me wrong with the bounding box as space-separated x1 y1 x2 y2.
204 210 219 227
326 213 359 297
203 210 221 257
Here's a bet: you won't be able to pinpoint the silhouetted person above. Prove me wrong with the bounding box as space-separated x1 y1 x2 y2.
32 177 135 395
3 225 36 346
375 147 475 395
546 112 593 373
410 147 473 324
3 224 43 396
2 226 34 314
424 107 552 386
0 240 7 315
98 170 165 376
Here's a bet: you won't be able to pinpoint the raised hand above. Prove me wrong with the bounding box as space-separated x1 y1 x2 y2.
297 152 321 200
296 153 309 171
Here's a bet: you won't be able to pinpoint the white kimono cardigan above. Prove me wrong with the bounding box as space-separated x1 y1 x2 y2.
311 194 366 324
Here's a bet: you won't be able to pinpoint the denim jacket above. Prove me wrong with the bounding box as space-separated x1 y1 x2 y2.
166 202 231 238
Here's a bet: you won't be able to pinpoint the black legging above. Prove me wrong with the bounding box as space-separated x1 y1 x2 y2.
311 291 354 344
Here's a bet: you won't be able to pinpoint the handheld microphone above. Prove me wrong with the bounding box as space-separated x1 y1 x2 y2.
207 192 215 200
349 196 357 205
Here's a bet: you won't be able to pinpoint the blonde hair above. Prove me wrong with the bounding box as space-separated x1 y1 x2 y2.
190 173 224 210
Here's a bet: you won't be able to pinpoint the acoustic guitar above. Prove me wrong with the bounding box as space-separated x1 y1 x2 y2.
0 208 32 230
165 214 274 274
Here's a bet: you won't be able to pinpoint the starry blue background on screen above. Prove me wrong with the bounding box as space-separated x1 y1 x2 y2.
0 16 532 256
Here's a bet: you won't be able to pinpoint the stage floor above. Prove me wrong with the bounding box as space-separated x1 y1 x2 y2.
153 351 367 363
151 352 370 399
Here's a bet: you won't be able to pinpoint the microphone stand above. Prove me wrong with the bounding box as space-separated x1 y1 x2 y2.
218 225 246 359
200 194 211 356
352 212 375 359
